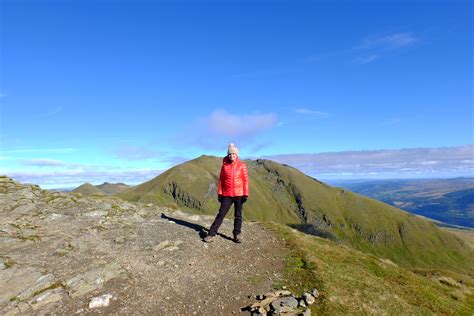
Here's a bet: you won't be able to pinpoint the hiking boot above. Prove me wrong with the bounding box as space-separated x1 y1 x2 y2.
203 235 216 243
233 235 242 243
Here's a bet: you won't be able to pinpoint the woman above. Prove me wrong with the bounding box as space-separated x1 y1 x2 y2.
204 143 249 243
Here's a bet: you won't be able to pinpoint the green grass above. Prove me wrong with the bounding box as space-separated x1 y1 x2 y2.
18 234 41 242
3 257 15 269
10 222 39 230
118 156 302 222
72 183 104 196
31 282 64 298
247 273 268 286
265 222 474 315
106 204 127 217
96 182 130 195
117 155 474 275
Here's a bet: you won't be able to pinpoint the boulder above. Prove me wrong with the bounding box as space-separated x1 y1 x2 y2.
89 293 113 308
302 293 315 305
270 296 299 314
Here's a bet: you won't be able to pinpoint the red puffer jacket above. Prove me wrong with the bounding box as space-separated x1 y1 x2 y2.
217 156 249 197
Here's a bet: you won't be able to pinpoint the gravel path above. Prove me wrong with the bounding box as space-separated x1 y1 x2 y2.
0 176 287 315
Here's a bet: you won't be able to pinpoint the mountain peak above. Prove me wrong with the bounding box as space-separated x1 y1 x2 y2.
118 158 474 274
73 182 130 196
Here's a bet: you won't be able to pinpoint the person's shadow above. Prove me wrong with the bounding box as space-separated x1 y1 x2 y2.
160 213 234 241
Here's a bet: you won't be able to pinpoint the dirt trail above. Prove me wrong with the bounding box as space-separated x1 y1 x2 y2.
0 176 287 315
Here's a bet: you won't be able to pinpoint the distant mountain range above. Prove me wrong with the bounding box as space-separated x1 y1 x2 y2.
115 156 473 274
335 178 474 228
72 182 130 196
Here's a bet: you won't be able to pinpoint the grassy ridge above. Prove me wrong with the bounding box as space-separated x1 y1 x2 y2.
267 222 474 315
95 182 130 195
72 182 129 196
257 160 473 274
72 183 104 196
118 155 474 275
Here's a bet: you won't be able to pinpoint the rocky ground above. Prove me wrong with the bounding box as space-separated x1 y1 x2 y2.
0 176 289 315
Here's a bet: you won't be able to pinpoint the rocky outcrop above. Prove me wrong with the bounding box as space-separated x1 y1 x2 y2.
0 176 288 315
164 181 203 210
245 288 319 315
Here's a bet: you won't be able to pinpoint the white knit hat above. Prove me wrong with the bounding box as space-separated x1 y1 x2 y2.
227 143 239 155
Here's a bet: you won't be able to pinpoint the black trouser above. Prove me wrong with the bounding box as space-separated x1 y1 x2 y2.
208 196 243 237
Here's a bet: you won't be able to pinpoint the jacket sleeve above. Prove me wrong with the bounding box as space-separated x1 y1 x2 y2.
242 162 249 196
217 165 224 195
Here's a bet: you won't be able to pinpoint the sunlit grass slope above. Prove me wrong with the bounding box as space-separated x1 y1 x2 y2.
72 183 104 196
266 222 474 315
118 155 474 275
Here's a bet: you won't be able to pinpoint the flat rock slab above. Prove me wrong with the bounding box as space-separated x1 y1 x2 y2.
0 267 56 304
66 262 124 298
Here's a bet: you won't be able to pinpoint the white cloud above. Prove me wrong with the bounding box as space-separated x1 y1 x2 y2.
360 32 417 50
306 32 417 66
40 106 63 118
353 55 379 65
231 68 294 78
6 168 165 189
4 148 76 154
7 153 188 188
305 55 321 63
380 118 401 126
352 32 417 65
182 110 278 150
295 108 330 117
264 145 474 179
206 110 277 137
7 145 473 187
111 144 158 161
17 159 114 171
22 158 67 167
382 33 418 48
249 142 273 153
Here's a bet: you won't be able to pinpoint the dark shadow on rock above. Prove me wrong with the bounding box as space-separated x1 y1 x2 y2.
216 233 234 242
240 306 252 313
160 213 234 241
161 213 207 238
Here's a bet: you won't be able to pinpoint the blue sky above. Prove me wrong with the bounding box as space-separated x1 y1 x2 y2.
1 0 473 188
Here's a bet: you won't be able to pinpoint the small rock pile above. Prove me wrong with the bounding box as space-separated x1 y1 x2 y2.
245 288 319 315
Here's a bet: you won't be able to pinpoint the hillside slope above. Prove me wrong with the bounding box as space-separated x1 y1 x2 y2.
118 156 474 275
72 183 104 196
267 223 474 315
96 182 130 195
1 176 472 315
